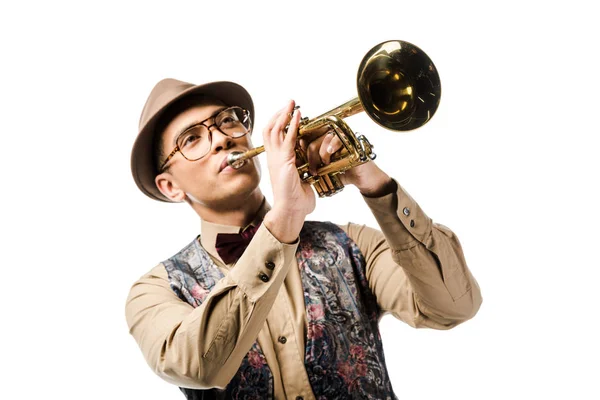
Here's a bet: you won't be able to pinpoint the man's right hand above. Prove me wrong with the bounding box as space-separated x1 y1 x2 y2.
262 100 314 243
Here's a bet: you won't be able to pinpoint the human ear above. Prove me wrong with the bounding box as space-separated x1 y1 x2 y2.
155 172 186 202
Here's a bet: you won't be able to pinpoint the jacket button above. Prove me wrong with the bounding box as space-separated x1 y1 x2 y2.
278 336 287 344
410 219 415 228
403 207 410 216
259 272 269 282
265 261 275 270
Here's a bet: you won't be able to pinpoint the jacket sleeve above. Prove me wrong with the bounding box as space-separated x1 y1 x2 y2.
125 224 299 389
341 178 482 329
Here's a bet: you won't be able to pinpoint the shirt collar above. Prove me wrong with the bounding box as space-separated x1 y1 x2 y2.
200 197 271 265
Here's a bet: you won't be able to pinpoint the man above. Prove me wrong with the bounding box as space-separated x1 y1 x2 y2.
126 78 482 399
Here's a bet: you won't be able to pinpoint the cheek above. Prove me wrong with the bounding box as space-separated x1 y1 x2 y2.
253 157 262 178
175 161 213 190
241 134 254 148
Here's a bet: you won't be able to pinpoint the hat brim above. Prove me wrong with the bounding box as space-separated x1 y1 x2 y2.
131 81 254 202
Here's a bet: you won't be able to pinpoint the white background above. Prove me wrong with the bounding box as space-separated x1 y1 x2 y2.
1 0 598 398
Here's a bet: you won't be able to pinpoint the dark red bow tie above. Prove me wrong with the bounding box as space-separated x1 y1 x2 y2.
215 223 261 264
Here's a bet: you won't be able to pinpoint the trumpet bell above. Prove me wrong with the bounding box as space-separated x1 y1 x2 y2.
357 40 441 131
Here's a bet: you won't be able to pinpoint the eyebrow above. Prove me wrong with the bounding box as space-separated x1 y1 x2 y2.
171 106 228 147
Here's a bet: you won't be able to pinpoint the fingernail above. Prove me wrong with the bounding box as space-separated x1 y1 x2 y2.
327 145 334 154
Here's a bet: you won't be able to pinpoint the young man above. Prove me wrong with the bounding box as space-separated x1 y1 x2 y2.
126 78 482 399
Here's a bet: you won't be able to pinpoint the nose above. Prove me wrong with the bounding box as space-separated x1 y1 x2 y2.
209 126 234 153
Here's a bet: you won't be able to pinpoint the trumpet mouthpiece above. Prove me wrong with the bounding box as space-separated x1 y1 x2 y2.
227 152 247 169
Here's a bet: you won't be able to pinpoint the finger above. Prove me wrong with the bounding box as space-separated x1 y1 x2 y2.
266 105 292 149
263 103 293 144
319 131 336 165
272 100 295 140
296 137 309 168
284 108 301 149
298 138 308 153
263 105 286 134
307 139 322 175
320 132 344 165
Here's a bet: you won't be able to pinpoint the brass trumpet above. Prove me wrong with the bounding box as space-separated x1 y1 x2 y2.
227 40 442 197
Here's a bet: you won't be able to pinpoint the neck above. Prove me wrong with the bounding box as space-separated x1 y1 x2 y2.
192 188 266 227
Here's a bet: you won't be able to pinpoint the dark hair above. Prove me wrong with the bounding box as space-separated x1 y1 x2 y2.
153 94 216 173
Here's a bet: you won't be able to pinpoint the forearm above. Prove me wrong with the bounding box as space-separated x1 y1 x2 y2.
125 224 299 389
389 226 482 327
361 179 482 327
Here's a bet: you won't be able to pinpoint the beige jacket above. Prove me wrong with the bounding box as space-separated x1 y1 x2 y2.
125 180 482 399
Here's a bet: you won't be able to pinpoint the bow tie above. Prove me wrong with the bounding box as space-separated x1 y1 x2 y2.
215 223 261 265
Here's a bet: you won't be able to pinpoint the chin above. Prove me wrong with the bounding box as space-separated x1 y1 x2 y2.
233 171 261 193
207 171 260 202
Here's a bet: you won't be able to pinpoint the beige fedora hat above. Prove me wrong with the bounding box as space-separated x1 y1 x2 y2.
131 78 254 202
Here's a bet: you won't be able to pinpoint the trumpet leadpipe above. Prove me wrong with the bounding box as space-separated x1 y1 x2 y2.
227 147 265 169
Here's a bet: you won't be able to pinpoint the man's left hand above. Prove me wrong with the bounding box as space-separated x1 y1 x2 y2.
300 131 396 198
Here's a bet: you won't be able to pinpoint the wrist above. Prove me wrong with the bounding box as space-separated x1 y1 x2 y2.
355 166 396 197
263 207 306 244
360 177 396 197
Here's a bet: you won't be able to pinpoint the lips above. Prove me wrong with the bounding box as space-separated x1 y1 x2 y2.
219 156 230 172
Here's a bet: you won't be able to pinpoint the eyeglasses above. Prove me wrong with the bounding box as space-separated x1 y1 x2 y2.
160 106 252 172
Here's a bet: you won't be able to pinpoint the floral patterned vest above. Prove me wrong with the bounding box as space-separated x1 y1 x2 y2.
163 221 397 400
